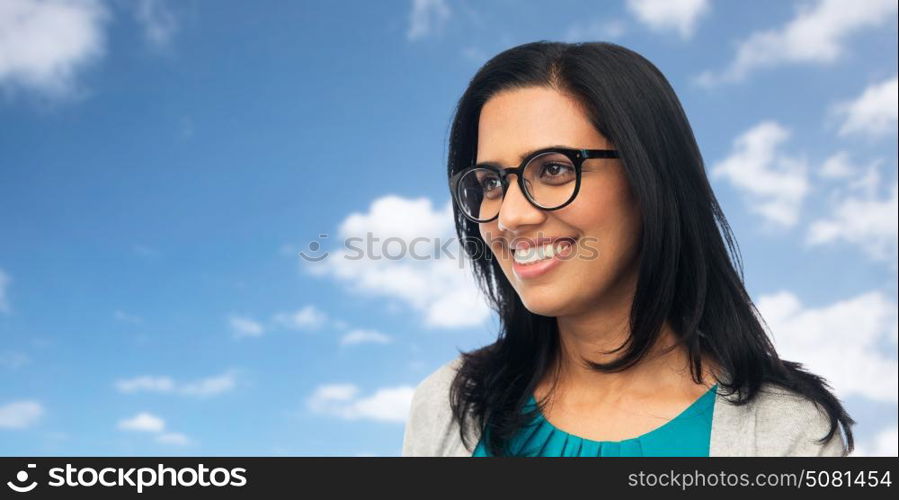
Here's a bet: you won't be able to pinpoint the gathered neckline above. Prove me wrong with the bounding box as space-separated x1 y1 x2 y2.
526 384 719 445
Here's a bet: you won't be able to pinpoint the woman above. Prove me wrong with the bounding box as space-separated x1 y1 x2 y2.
402 41 854 457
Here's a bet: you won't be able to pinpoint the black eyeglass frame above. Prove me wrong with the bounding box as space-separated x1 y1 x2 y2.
449 147 620 223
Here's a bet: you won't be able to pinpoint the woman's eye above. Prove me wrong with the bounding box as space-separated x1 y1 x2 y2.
480 177 503 197
540 163 575 181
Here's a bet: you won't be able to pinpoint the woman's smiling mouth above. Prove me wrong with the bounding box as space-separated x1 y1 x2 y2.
510 237 578 279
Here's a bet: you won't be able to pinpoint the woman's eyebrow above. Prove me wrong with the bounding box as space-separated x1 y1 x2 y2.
474 144 576 168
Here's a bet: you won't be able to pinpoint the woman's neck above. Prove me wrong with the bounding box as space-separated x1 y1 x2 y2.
552 319 684 390
536 258 718 405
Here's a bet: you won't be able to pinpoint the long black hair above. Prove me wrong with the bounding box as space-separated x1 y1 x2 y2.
446 41 854 456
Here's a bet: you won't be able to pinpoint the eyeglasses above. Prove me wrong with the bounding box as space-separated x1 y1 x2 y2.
449 146 620 223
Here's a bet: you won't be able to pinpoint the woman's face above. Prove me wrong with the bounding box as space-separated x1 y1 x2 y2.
476 86 642 317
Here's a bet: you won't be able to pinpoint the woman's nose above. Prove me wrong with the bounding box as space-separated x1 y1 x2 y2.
496 175 545 232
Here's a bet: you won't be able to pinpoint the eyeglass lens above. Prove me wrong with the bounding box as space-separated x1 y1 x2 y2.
456 151 577 221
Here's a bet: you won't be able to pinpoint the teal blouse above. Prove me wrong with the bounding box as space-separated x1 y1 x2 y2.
472 384 718 457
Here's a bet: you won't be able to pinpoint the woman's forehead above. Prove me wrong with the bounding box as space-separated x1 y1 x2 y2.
476 89 609 164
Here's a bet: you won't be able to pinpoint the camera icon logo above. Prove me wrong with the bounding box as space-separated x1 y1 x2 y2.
6 464 38 493
298 234 329 262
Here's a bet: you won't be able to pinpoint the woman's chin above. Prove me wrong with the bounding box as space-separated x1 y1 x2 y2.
518 290 573 317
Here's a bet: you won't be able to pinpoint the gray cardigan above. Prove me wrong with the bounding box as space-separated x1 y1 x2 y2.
402 355 848 456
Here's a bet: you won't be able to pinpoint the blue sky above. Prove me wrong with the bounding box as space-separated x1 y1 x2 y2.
0 0 896 456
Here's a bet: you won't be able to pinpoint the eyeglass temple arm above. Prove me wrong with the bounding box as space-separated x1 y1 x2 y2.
581 149 620 159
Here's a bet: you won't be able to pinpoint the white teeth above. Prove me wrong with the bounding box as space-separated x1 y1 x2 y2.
513 240 572 264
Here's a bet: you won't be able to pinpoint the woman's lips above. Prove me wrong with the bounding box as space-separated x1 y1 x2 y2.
511 238 576 280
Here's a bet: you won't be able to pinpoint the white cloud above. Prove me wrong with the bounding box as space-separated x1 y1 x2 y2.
340 329 392 346
0 400 43 429
0 268 10 314
155 431 190 446
272 305 328 331
711 121 809 227
116 376 175 393
118 412 165 432
819 151 857 179
178 371 237 397
307 195 491 328
807 176 898 263
134 0 177 48
834 76 899 139
817 151 885 193
229 315 264 338
307 383 415 423
626 0 709 39
0 0 108 97
697 0 898 85
338 195 454 241
310 383 357 402
117 411 191 446
563 18 627 42
115 371 238 397
852 425 898 456
759 289 898 404
406 0 450 41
